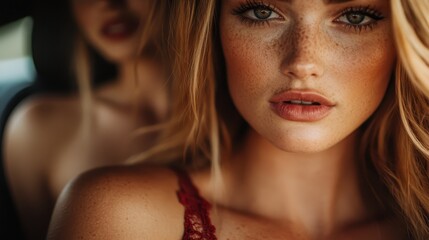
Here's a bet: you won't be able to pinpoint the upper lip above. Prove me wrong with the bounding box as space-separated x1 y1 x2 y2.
102 15 139 32
269 90 335 106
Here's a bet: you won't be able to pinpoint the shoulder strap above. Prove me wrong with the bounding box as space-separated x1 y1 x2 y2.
174 168 217 240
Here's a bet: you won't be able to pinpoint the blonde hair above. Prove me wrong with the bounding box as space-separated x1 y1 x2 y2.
360 0 429 238
129 1 223 167
134 0 429 238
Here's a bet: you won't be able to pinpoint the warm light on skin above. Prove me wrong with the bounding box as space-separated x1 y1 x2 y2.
220 0 396 153
71 0 150 62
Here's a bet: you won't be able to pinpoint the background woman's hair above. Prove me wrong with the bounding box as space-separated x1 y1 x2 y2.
132 0 429 238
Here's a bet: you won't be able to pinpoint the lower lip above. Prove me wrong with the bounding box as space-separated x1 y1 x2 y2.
101 22 138 41
270 102 332 122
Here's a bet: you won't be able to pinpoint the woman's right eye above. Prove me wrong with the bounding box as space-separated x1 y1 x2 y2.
232 2 283 25
242 7 280 21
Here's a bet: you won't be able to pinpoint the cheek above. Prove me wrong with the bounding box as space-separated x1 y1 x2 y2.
221 24 281 109
334 35 395 116
128 0 150 16
73 5 98 37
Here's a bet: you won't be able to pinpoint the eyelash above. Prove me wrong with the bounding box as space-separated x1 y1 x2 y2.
232 0 281 26
334 6 384 32
232 1 385 32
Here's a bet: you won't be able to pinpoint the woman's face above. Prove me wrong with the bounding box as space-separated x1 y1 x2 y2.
220 0 395 152
72 0 150 62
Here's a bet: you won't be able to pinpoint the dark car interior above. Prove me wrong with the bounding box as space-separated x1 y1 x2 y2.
0 0 115 238
0 0 72 239
1 1 35 239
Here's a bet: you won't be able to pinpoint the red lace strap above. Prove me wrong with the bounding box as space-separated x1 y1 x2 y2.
174 168 217 240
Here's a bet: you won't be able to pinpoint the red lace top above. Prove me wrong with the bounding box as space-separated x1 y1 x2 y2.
175 169 217 240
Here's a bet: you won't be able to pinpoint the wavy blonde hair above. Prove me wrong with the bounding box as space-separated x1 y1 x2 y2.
133 0 429 238
361 0 429 238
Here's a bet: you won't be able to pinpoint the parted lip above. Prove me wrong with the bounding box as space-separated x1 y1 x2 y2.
269 90 335 106
101 15 139 36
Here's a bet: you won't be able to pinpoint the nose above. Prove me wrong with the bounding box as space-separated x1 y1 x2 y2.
284 62 322 80
280 24 324 80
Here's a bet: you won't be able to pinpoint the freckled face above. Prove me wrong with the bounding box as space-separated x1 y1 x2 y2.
72 0 149 62
220 0 395 152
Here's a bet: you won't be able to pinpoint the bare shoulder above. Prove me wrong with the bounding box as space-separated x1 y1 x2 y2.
5 94 80 137
4 94 81 179
2 94 83 238
5 94 80 134
47 165 184 240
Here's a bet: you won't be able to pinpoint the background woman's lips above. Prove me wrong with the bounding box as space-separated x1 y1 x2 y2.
101 16 139 41
269 90 335 122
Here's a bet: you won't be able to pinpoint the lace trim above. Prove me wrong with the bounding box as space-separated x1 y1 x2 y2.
175 169 217 240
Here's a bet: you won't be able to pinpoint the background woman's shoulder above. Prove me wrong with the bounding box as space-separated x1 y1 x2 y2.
47 165 185 239
3 94 81 188
4 94 80 177
5 94 81 148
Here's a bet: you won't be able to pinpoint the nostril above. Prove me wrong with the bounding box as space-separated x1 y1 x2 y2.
283 62 323 80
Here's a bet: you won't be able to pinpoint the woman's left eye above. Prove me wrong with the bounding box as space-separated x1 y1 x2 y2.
337 12 374 25
334 7 384 31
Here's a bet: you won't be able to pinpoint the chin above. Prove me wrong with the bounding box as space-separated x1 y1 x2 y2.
99 46 137 63
267 128 342 154
278 142 333 154
275 139 333 153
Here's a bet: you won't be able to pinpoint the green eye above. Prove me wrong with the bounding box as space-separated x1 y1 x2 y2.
253 8 273 20
345 13 366 25
242 7 280 21
232 2 285 26
334 7 384 30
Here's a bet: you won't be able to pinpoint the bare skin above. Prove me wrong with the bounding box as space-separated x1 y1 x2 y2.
4 59 167 240
3 1 167 239
47 0 406 239
47 163 405 240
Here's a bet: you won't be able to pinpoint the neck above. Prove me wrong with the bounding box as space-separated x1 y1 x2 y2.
95 57 167 118
96 58 147 100
115 57 161 91
220 129 375 237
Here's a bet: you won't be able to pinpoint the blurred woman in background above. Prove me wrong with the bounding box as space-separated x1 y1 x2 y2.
4 0 169 239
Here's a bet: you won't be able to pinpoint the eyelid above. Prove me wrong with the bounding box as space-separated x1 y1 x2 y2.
333 6 385 22
243 8 281 20
232 0 285 21
335 14 373 25
332 6 385 33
